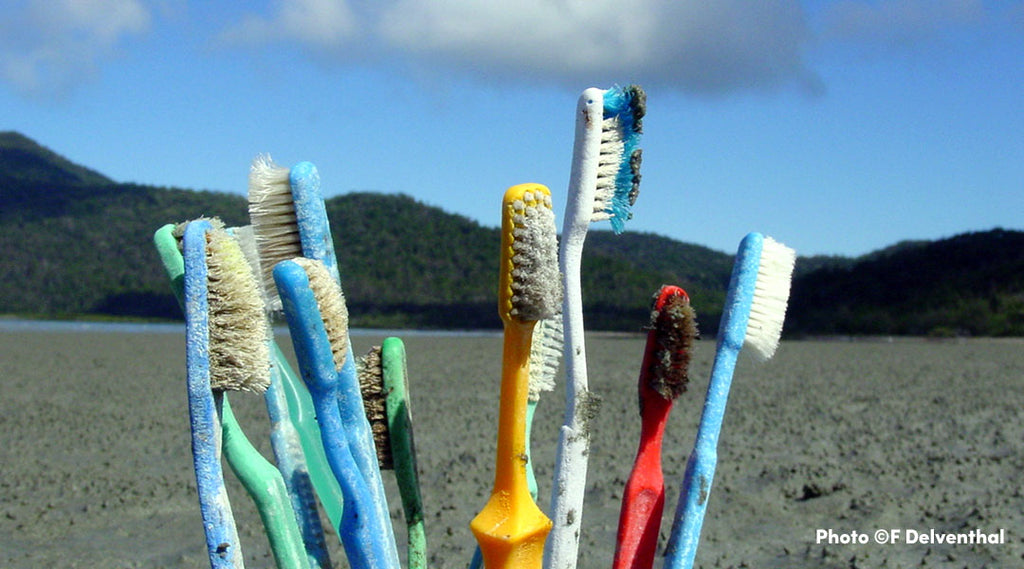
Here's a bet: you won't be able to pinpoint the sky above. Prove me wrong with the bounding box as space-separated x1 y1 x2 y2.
1 1 1022 257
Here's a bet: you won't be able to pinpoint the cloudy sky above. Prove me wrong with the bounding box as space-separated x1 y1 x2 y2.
2 0 1022 256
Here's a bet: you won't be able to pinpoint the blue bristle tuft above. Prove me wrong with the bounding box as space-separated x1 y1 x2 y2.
602 85 646 234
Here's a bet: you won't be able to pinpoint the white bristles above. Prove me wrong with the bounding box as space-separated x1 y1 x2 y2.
528 314 564 401
744 236 796 361
205 227 271 393
248 154 301 311
509 190 562 321
591 114 626 222
292 257 350 371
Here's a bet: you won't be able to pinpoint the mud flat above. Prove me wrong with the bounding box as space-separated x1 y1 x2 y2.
1 328 1022 568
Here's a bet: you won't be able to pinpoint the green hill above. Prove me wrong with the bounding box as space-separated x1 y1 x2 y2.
1 132 1021 336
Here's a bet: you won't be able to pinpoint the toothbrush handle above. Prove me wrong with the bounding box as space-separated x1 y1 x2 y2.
313 396 392 569
546 241 592 569
664 445 717 569
664 343 740 569
221 395 309 569
382 337 428 569
273 342 346 533
471 321 552 569
613 393 671 569
264 356 332 569
337 343 402 569
467 397 541 569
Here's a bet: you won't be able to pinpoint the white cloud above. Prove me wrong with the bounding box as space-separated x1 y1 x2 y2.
212 0 1014 96
0 0 150 97
376 0 820 94
218 0 358 50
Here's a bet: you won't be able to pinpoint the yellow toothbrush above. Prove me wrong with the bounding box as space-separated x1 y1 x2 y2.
471 183 561 569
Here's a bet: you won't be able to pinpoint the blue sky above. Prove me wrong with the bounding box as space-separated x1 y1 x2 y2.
1 1 1021 257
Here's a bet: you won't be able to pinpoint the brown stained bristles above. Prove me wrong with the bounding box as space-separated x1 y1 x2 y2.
647 291 698 400
358 345 393 469
625 84 646 133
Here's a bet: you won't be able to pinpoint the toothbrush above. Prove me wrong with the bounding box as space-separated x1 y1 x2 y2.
612 285 697 569
233 223 332 569
247 156 346 534
527 315 563 500
275 256 398 569
250 157 398 566
468 314 562 569
220 395 311 569
156 223 312 569
182 218 272 569
359 337 428 569
663 232 795 569
547 84 646 569
470 183 561 569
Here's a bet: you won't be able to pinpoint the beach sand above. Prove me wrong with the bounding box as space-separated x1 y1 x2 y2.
1 329 1022 568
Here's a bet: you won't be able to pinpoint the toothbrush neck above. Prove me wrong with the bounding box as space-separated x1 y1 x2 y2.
494 319 535 492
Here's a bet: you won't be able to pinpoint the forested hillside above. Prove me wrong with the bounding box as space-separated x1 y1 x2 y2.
2 132 1021 335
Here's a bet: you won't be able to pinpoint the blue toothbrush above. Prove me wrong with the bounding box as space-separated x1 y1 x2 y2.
182 219 247 569
664 232 795 569
275 257 398 569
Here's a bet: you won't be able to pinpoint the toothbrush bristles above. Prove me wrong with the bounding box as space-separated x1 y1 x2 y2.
528 314 564 401
647 287 698 401
291 257 350 370
204 226 271 393
358 346 393 469
744 237 796 361
593 85 646 233
508 190 561 322
248 154 301 310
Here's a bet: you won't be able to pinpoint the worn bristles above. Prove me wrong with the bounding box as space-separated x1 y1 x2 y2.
646 288 698 401
291 257 349 370
509 190 562 322
358 346 392 469
205 226 271 393
744 237 796 361
594 84 646 233
528 314 564 401
248 155 302 311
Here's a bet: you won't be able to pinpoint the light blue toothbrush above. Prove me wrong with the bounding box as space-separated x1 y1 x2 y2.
182 219 246 569
664 232 795 569
275 257 397 569
157 222 312 569
283 161 399 568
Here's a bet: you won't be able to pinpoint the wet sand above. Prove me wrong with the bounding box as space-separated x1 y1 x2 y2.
1 329 1022 568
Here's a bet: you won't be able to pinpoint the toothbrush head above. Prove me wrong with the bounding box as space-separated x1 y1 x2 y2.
499 183 561 324
645 285 698 401
594 84 646 233
357 345 392 468
191 220 271 393
248 154 301 311
288 256 350 371
528 315 564 402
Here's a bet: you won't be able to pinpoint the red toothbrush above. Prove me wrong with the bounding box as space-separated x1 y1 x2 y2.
613 285 698 569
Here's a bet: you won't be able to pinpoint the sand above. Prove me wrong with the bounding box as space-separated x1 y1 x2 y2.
1 326 1022 568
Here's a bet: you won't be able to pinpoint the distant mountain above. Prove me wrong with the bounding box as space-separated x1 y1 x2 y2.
787 229 1024 336
2 132 1021 336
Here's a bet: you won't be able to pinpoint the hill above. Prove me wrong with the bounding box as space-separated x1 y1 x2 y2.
0 132 735 331
1 132 1021 335
787 229 1024 336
